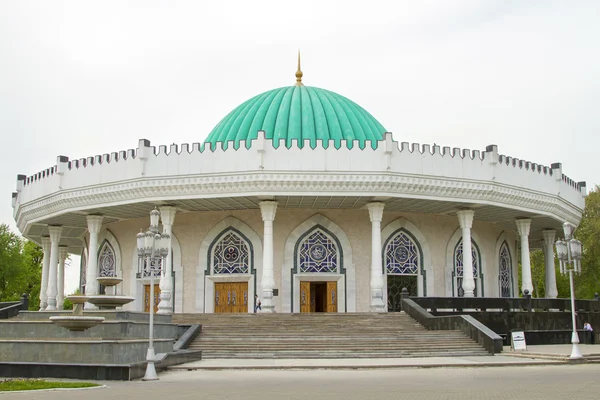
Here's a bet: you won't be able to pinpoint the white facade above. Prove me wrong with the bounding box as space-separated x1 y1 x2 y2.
12 132 587 312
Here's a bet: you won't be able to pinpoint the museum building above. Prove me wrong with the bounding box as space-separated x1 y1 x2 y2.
12 60 587 315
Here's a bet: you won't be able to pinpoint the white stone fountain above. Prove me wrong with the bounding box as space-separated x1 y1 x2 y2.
87 277 135 309
49 295 104 331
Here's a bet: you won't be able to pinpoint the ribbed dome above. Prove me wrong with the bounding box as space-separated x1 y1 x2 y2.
205 86 387 150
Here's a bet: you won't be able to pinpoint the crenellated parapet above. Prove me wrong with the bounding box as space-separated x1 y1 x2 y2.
13 132 586 231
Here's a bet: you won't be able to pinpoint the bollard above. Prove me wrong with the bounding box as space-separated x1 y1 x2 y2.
400 287 409 311
523 289 532 312
20 293 29 311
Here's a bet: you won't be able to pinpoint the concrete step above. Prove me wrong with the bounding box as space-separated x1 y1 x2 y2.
180 312 488 359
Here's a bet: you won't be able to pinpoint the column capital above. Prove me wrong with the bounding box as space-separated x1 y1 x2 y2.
367 202 385 223
48 225 62 242
159 206 177 227
86 215 104 234
259 201 278 222
456 210 475 229
59 246 69 262
515 218 532 237
542 229 556 245
41 236 51 252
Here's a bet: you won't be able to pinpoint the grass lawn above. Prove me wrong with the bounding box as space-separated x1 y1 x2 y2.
0 379 99 391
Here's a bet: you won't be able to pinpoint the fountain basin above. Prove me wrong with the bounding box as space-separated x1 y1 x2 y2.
87 295 135 309
97 277 123 287
66 295 89 305
49 316 105 331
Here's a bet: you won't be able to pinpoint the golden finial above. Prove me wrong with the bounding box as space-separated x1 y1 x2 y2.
295 50 303 86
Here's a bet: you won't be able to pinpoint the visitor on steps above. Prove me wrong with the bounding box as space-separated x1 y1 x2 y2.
584 322 594 344
254 294 261 313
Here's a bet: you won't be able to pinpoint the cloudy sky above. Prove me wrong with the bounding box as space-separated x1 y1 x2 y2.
1 0 598 293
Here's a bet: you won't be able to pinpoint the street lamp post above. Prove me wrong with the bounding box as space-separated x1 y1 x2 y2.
555 222 584 361
136 209 170 381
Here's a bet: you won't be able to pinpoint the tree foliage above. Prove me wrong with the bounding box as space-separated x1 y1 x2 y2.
574 185 600 298
0 224 42 309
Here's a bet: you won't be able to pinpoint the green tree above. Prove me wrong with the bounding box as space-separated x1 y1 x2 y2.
21 240 43 310
0 224 43 309
574 185 600 298
0 224 24 301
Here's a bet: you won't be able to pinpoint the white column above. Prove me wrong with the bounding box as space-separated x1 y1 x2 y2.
516 218 533 296
457 210 476 297
39 236 51 310
260 201 278 313
543 229 558 298
57 246 68 309
84 215 103 309
367 202 386 312
158 206 177 314
45 226 62 310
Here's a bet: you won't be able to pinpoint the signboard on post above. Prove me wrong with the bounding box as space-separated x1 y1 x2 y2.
511 330 527 351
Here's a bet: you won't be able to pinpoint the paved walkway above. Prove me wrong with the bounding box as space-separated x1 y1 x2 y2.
12 365 600 400
503 344 600 359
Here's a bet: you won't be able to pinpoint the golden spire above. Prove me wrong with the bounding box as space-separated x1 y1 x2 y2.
295 50 303 85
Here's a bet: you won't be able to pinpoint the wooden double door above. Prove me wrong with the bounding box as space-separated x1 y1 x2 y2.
215 282 249 313
144 284 160 313
300 281 337 313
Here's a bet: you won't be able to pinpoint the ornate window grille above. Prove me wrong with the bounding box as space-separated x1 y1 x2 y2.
499 242 513 297
298 229 338 273
212 231 250 274
454 240 481 297
98 242 116 277
385 231 419 275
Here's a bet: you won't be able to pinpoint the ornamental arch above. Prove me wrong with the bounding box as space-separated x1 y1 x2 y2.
381 218 432 310
282 214 355 313
196 217 262 313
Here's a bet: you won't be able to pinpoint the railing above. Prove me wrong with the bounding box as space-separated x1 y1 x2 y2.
407 294 600 346
0 294 29 319
411 295 600 314
401 297 503 354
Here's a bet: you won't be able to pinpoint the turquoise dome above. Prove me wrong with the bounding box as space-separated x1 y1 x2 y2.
205 85 387 150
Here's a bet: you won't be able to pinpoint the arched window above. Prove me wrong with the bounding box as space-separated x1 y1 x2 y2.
499 242 513 297
212 231 250 274
384 230 421 307
453 239 482 297
298 229 339 273
98 241 116 277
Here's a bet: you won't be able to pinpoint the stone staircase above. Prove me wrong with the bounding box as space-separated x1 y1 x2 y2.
172 312 489 359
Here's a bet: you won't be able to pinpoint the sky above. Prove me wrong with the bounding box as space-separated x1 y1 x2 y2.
1 0 599 294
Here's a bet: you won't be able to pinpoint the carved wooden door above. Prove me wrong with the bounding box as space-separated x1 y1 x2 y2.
214 282 228 313
300 281 311 313
326 281 337 313
237 282 249 313
144 284 160 313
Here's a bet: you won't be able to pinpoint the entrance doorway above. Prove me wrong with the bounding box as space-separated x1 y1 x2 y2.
144 284 160 313
214 282 248 313
300 281 337 313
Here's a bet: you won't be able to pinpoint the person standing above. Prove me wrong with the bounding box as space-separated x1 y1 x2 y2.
584 322 594 344
254 294 261 313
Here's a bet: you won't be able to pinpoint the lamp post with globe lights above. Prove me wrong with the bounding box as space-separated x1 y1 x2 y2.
136 208 170 381
554 222 584 361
